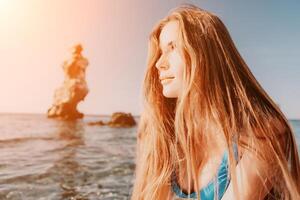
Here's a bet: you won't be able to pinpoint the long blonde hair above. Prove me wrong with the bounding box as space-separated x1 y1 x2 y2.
131 4 300 200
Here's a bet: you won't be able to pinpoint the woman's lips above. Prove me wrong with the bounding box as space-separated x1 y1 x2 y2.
160 77 174 85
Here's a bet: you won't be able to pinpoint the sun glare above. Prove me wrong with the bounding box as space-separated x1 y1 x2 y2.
0 0 13 11
0 0 19 18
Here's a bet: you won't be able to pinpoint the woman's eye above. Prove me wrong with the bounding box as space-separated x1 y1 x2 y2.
170 43 177 51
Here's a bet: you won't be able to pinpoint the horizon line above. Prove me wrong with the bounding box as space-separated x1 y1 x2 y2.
0 112 299 121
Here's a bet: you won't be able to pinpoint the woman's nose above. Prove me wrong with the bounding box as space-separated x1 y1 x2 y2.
155 55 169 71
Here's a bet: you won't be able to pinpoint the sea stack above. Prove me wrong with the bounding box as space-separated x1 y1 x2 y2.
47 44 89 120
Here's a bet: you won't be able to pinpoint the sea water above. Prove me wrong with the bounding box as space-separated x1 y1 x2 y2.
0 114 299 200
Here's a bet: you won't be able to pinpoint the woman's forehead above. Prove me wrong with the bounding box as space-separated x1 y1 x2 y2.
159 20 180 50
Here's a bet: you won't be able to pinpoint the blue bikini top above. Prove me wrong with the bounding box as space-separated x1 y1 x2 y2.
171 143 239 200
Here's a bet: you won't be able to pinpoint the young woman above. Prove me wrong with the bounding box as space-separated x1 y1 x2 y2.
131 4 300 200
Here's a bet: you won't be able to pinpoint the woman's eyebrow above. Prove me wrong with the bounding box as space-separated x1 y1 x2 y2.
160 41 175 52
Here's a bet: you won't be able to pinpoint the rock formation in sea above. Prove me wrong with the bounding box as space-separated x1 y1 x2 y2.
88 120 106 126
107 112 136 127
47 44 89 120
88 112 136 127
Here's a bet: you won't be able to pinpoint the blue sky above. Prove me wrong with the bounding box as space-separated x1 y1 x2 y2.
0 0 299 118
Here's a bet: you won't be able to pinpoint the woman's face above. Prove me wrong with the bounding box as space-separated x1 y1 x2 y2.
155 20 185 98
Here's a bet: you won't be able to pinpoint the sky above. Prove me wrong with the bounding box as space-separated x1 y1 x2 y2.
0 0 299 118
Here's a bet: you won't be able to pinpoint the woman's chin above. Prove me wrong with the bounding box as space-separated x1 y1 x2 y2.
162 90 177 98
